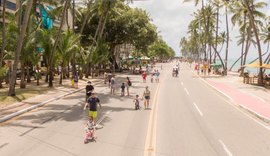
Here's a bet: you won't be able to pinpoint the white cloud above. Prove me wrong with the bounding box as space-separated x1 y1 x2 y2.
130 0 269 60
131 0 199 56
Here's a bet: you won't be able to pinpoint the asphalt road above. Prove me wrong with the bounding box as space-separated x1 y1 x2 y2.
1 62 270 156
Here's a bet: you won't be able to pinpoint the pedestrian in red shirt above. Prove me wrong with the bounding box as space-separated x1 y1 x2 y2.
142 72 147 83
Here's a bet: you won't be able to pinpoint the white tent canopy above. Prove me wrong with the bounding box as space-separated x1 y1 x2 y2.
140 56 150 60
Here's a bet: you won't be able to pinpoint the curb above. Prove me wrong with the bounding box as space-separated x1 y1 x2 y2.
239 104 270 123
0 80 104 123
192 70 270 123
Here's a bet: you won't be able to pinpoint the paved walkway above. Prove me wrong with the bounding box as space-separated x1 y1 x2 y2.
0 77 104 122
0 68 152 123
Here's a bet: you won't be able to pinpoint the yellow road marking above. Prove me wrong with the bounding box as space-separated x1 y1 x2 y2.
144 79 162 156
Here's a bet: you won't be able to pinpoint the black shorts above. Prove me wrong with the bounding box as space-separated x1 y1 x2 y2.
145 96 150 100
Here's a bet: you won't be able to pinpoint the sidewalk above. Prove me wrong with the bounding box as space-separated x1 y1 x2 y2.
0 77 104 123
198 71 270 123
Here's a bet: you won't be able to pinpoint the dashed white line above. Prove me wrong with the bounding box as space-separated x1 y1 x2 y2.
219 140 233 156
193 102 203 116
96 110 112 125
184 88 190 95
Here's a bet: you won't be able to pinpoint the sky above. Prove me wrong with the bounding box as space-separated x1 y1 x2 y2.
130 0 270 60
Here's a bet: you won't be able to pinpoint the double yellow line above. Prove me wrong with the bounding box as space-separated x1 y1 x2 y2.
144 81 161 156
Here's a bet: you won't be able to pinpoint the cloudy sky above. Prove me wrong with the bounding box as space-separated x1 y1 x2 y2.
130 0 270 59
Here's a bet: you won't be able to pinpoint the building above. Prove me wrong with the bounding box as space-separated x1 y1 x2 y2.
0 0 18 23
0 0 17 13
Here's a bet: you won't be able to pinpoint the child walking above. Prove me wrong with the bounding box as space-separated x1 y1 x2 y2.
121 83 125 96
133 95 140 110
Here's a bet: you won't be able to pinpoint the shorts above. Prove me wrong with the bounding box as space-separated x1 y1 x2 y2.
89 111 97 119
145 96 150 100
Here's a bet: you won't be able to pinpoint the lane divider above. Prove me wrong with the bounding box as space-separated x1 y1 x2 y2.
184 88 190 96
193 102 203 117
144 83 160 156
219 139 233 156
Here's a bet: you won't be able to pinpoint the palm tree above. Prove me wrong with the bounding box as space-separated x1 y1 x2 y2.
8 0 34 96
243 0 266 84
261 18 270 65
47 0 70 87
78 0 95 34
0 0 7 88
0 0 6 66
57 30 80 84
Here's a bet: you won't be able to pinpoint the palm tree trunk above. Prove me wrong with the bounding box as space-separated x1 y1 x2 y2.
8 0 33 96
20 64 26 88
224 6 229 76
36 64 40 85
79 0 94 34
48 0 69 87
0 0 6 66
214 4 219 62
241 26 251 76
263 42 270 63
26 65 31 83
211 44 226 74
244 0 263 84
59 63 63 85
72 0 75 32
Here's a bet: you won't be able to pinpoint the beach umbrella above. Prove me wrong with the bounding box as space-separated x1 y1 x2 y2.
261 64 270 69
243 62 262 68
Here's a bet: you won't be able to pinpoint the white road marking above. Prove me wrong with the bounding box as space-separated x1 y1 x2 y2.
181 82 184 86
193 102 203 116
219 140 233 156
96 110 112 125
184 88 190 95
190 69 270 130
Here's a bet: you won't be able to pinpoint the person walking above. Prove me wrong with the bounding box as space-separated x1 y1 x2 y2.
142 86 151 109
155 70 160 83
104 72 108 84
110 75 116 95
74 73 79 89
125 77 131 96
120 83 125 96
83 92 101 125
133 95 140 110
142 71 147 83
108 72 112 88
85 81 94 101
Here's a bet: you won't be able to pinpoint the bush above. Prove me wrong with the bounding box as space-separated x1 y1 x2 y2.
0 66 8 79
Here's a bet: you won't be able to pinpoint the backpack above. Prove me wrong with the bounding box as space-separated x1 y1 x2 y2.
128 80 132 86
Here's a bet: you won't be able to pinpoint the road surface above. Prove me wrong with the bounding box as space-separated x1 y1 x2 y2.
1 62 270 156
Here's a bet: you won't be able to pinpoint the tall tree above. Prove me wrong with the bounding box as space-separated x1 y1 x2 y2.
0 0 6 66
48 0 70 87
243 0 265 84
8 0 34 96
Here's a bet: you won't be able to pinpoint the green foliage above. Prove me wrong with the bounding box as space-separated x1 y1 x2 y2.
148 38 175 59
57 30 81 67
91 39 109 65
0 66 8 78
78 1 158 54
